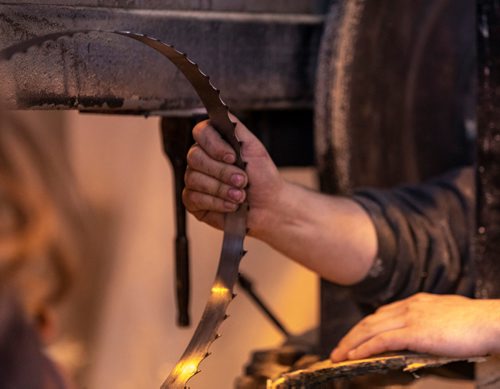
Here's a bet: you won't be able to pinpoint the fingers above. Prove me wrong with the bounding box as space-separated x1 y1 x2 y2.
228 113 261 144
185 118 255 224
193 120 237 163
191 210 224 230
345 329 411 360
195 116 269 162
183 188 239 213
187 144 247 188
184 144 247 213
185 168 246 204
331 309 406 362
330 294 437 362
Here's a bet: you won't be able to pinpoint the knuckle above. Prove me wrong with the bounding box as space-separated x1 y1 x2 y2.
378 334 391 348
362 313 377 327
186 146 201 166
182 189 194 209
184 169 194 187
218 164 231 182
375 304 391 314
184 190 201 210
193 210 209 222
359 318 370 330
209 194 221 210
414 292 428 302
216 181 226 197
192 120 209 140
182 188 192 201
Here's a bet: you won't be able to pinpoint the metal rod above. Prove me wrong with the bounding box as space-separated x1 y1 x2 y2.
238 272 291 338
160 117 194 327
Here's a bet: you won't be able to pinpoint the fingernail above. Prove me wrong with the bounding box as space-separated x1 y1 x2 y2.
228 188 243 201
231 174 245 187
223 154 236 163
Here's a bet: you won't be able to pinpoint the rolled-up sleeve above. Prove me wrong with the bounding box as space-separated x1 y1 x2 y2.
351 167 476 309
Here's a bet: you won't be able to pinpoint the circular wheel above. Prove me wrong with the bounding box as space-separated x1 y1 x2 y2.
315 0 475 194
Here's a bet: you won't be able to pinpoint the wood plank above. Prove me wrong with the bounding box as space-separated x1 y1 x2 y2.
267 353 484 388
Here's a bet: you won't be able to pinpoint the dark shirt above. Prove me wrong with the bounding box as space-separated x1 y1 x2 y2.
350 167 476 310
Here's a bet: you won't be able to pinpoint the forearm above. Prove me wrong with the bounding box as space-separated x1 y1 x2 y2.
183 118 377 285
484 300 500 356
249 181 378 285
346 167 475 310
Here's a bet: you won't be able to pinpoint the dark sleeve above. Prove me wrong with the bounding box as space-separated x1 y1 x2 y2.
350 167 475 309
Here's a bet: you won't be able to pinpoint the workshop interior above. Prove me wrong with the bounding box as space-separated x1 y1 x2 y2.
0 0 497 388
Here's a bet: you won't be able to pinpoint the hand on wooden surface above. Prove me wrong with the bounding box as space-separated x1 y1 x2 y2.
331 293 500 362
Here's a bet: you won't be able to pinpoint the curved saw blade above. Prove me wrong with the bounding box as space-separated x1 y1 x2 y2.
0 30 248 388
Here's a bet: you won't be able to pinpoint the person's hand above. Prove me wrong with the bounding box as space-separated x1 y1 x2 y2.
183 115 283 234
331 293 500 362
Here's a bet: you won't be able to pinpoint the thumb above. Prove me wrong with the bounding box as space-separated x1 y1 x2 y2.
228 113 260 144
228 113 269 159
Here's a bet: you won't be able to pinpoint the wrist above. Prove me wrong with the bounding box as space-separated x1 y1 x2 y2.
247 179 296 241
485 300 500 355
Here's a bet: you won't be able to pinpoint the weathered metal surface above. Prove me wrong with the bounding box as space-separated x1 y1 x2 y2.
475 7 500 386
0 4 323 113
161 117 194 328
315 0 475 356
4 1 329 14
476 0 500 300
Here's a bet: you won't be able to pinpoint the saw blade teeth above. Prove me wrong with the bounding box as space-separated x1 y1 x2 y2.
198 68 208 78
219 96 228 107
208 80 218 90
232 293 237 299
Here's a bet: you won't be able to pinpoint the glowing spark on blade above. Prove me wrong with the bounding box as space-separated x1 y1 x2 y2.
211 284 229 296
177 360 198 381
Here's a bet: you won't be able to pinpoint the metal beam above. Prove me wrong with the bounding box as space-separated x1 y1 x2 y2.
0 4 324 113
